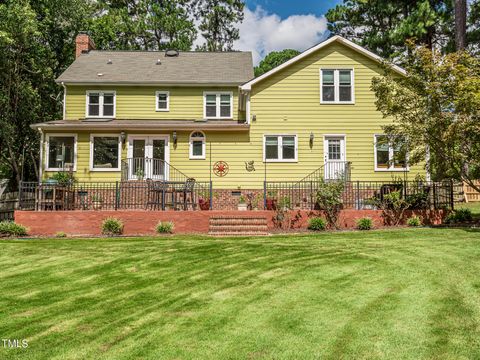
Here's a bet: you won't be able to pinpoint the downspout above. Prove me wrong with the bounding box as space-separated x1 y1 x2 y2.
62 82 67 119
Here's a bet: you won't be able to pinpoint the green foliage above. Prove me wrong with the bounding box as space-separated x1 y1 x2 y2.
50 171 76 186
155 221 174 234
407 216 422 227
316 179 345 229
308 217 327 231
372 46 480 189
55 231 67 238
101 217 123 236
367 190 409 226
445 208 473 224
356 217 373 230
279 196 291 209
193 0 244 51
254 49 300 77
0 221 28 236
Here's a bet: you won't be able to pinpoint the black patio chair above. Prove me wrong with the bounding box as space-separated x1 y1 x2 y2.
176 178 196 210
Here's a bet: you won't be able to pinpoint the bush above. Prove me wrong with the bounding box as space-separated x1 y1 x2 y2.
407 216 422 227
156 221 174 234
101 217 124 236
445 208 473 224
308 217 327 231
356 217 373 230
0 221 28 237
55 231 67 238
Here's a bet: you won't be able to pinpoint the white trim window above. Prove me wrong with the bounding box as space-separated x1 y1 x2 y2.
45 134 77 171
86 91 116 118
374 135 408 171
90 134 122 171
156 91 170 111
320 69 354 104
203 92 233 119
264 135 297 162
189 131 206 159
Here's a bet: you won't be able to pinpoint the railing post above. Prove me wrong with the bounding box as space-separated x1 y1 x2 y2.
209 181 213 210
263 180 267 210
450 179 455 211
18 181 23 210
115 181 119 210
310 181 313 210
356 180 360 210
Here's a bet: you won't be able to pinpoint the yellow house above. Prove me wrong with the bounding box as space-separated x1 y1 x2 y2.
32 34 427 191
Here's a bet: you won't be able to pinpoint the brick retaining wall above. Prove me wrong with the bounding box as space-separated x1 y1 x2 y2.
14 209 447 236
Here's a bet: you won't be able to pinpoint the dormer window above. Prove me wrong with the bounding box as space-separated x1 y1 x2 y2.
86 91 115 118
204 92 233 119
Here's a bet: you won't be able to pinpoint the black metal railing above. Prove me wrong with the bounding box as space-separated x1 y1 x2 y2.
264 180 454 210
121 158 189 182
298 161 352 184
19 180 213 211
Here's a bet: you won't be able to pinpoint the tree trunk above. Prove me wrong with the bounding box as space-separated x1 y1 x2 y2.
455 0 467 50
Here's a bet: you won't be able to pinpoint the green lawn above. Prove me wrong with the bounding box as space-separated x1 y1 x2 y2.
1 229 480 359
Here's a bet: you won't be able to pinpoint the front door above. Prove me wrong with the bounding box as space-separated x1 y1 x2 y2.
127 136 169 180
324 136 346 180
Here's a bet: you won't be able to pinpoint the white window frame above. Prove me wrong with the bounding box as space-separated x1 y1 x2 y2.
89 134 122 171
155 91 170 112
85 90 116 118
263 134 298 163
374 134 409 172
189 131 206 160
45 133 78 172
320 69 355 104
203 92 233 119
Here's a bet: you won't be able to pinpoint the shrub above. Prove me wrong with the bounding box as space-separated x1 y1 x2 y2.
308 217 327 231
0 221 28 237
101 218 124 236
316 179 345 229
55 231 67 238
50 171 76 186
356 217 373 230
156 221 174 234
445 208 473 224
407 216 422 227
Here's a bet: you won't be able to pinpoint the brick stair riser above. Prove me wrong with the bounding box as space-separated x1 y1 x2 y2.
210 218 267 223
209 221 267 227
209 226 269 232
208 232 270 236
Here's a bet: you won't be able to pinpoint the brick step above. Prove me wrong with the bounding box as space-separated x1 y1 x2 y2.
208 215 270 236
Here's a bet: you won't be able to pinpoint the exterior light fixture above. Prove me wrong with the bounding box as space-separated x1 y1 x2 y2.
120 131 126 144
173 131 177 146
309 132 314 148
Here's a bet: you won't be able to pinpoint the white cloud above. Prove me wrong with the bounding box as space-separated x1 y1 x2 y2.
235 7 329 65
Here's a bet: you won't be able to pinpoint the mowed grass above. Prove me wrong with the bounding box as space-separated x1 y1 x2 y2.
1 229 480 359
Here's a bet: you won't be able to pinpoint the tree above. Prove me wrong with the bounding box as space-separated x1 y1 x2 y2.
455 0 467 50
326 0 454 60
254 49 300 77
371 44 480 191
193 0 244 51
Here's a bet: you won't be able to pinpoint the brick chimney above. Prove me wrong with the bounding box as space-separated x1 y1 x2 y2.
75 32 95 58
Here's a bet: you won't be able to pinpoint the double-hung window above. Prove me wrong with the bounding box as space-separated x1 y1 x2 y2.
375 135 408 171
156 91 169 111
90 135 121 171
321 69 354 103
46 134 77 171
204 92 233 119
264 135 297 162
86 91 115 118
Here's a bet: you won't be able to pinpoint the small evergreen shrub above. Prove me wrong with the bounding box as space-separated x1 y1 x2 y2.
101 217 124 236
156 221 174 234
307 217 327 231
55 231 67 238
445 208 473 224
0 221 28 237
407 216 422 227
356 217 373 230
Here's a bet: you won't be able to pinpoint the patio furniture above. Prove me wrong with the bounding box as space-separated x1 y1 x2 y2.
146 180 180 210
175 178 196 211
36 184 68 211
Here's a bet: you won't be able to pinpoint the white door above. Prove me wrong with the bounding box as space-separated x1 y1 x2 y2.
324 136 346 180
127 135 169 180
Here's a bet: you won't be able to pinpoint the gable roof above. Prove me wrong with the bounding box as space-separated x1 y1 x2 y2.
240 35 406 90
56 51 254 85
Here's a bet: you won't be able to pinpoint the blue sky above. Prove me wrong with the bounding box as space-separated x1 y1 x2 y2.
245 0 342 19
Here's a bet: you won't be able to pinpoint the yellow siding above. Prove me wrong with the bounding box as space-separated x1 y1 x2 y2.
45 41 425 188
65 86 242 121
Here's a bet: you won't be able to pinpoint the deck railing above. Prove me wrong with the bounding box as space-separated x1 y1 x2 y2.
121 158 189 182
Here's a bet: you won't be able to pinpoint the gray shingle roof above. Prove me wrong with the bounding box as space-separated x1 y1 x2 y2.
56 50 254 85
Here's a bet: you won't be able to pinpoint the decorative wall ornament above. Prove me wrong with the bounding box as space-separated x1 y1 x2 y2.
245 161 255 172
213 161 229 177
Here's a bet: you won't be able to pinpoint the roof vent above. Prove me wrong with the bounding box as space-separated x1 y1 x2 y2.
156 59 162 65
107 59 112 64
165 49 179 57
97 73 104 77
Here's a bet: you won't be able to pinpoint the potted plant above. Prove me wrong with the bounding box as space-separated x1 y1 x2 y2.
198 189 211 210
135 168 144 181
266 190 277 210
91 194 103 210
238 195 248 211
